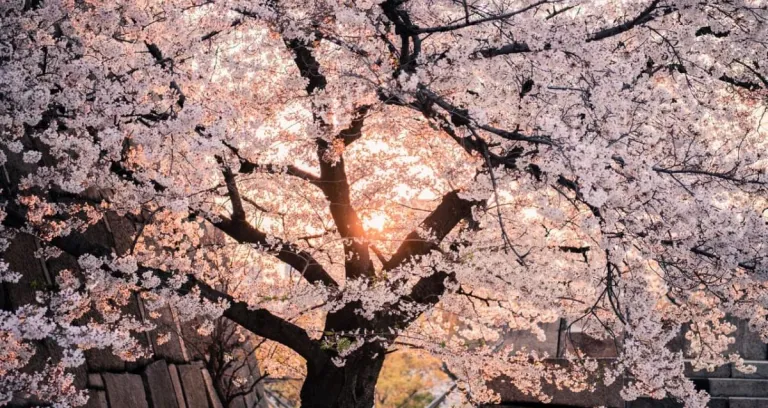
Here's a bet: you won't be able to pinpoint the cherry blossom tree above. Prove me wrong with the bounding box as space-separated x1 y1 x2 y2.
1 0 767 407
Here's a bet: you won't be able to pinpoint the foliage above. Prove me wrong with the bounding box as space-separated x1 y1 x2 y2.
375 350 448 408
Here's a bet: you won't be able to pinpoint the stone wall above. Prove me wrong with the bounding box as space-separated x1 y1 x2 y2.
82 359 265 408
2 213 268 408
490 319 768 408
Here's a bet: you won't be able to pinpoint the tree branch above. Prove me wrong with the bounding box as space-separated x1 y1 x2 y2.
652 166 766 186
381 86 553 146
286 38 328 94
221 164 247 221
414 0 549 34
212 215 339 287
337 105 371 146
3 209 325 363
473 41 532 58
280 26 374 280
315 139 374 279
189 276 324 363
586 0 664 42
222 141 323 187
385 190 480 270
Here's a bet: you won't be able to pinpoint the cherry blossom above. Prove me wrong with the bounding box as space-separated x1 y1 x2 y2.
1 0 767 407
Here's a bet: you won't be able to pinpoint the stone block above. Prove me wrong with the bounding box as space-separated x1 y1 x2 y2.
731 318 768 361
88 373 104 389
21 339 63 380
44 250 81 283
230 396 246 408
627 397 729 408
3 234 50 307
732 362 768 379
710 398 730 408
179 317 211 361
730 398 768 408
667 325 688 354
83 390 108 408
671 318 767 361
0 283 8 312
178 363 210 408
168 364 188 408
102 372 149 408
201 368 224 408
490 359 623 407
626 398 682 408
143 360 180 408
80 220 117 257
71 363 89 390
709 379 768 398
559 332 620 358
125 355 154 372
85 348 126 372
502 321 561 357
244 391 264 408
84 294 149 372
684 362 730 378
149 306 188 363
104 212 137 255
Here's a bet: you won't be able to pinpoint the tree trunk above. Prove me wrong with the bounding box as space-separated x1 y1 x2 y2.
299 346 386 408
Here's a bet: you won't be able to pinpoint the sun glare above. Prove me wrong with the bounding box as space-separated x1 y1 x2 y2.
363 212 388 231
522 207 539 220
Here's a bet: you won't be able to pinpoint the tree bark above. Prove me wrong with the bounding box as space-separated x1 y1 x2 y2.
299 345 386 408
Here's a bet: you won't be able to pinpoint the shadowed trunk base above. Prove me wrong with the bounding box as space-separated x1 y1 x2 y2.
300 347 386 408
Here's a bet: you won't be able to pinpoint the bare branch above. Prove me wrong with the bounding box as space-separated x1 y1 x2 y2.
653 166 767 186
587 0 665 42
414 0 550 34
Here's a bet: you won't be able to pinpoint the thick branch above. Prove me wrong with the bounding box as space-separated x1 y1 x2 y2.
337 105 371 146
660 240 758 271
240 161 321 186
587 0 663 42
212 216 339 287
315 140 374 279
188 276 323 362
385 190 480 270
323 190 479 333
221 165 247 221
400 269 454 309
381 86 553 146
381 0 421 73
473 41 532 58
286 38 327 94
719 74 762 91
281 27 374 280
733 59 768 88
105 156 336 287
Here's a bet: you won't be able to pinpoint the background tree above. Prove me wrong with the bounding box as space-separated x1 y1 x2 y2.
375 350 449 408
1 0 768 407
